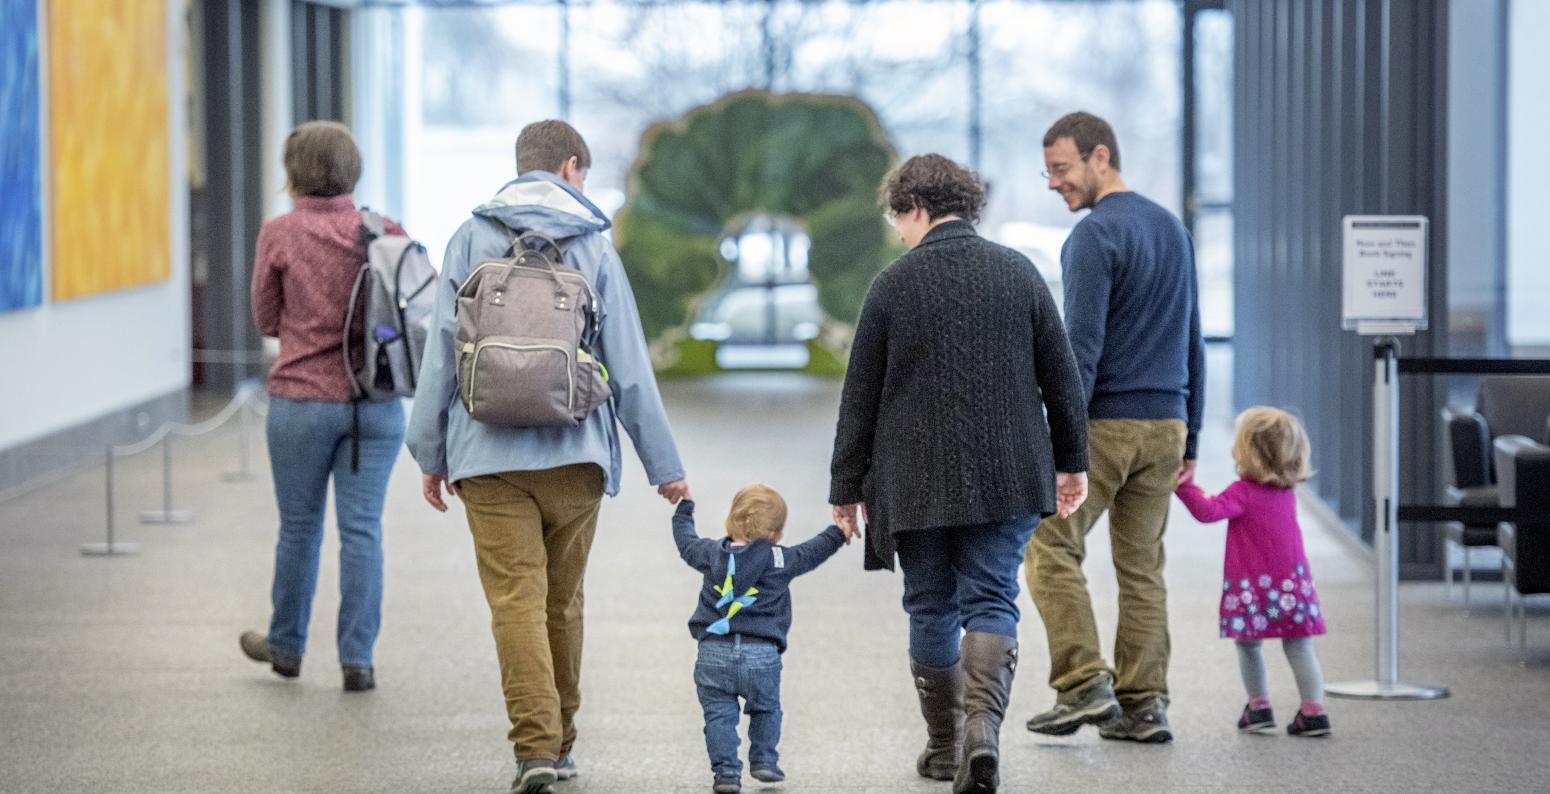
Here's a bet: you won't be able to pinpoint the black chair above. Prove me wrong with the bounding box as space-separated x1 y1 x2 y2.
1441 376 1550 608
1494 435 1550 651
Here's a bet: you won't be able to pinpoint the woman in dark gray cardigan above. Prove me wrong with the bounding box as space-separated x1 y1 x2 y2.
829 154 1089 794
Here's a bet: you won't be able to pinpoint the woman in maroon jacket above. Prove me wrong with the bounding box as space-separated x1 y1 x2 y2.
238 122 407 692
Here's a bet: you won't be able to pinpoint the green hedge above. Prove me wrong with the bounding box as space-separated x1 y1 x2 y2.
614 90 902 358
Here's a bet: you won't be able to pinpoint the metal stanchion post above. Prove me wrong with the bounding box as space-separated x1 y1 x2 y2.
82 446 139 557
140 436 193 524
1328 339 1448 700
221 398 256 483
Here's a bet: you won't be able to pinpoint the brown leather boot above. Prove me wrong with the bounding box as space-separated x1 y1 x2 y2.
954 632 1018 794
911 658 964 780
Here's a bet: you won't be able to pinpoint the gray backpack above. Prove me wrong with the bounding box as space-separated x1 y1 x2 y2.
454 230 611 427
342 210 437 402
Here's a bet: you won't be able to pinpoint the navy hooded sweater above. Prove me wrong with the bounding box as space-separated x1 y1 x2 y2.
673 500 845 653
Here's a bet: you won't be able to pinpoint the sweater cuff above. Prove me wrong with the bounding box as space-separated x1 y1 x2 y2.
829 479 864 506
676 499 695 517
1054 448 1089 474
1184 432 1199 461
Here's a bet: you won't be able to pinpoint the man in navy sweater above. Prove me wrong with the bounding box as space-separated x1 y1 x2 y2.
1023 112 1205 745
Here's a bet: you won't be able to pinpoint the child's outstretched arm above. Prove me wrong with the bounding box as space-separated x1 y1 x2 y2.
1175 479 1248 523
782 525 847 577
672 500 718 573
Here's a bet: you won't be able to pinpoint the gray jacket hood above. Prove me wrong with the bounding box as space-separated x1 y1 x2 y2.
472 171 611 239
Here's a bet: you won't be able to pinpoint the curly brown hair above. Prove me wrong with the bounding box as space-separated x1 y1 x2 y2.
879 154 987 224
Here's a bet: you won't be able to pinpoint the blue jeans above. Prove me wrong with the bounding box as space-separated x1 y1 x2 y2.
895 515 1039 668
694 635 782 777
265 397 404 668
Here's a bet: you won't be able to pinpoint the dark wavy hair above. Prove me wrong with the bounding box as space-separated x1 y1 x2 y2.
879 154 987 224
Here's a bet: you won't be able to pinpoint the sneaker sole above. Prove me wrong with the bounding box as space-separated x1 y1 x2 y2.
750 772 785 783
1026 701 1123 736
1238 721 1276 734
1131 728 1174 744
1100 725 1173 744
518 769 557 794
1290 728 1332 738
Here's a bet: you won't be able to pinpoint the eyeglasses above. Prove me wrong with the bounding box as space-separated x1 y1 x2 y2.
1041 151 1091 180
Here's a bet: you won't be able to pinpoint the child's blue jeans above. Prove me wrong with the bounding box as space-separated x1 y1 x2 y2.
694 634 782 778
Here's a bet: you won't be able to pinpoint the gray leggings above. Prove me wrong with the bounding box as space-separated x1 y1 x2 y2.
1235 638 1325 704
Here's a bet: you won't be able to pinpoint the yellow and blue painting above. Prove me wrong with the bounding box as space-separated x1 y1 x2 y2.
1 0 43 313
48 0 170 302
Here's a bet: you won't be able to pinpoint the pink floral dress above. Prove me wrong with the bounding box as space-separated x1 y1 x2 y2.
1176 479 1327 640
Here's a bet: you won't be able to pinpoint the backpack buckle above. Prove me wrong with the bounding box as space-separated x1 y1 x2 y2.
554 290 571 311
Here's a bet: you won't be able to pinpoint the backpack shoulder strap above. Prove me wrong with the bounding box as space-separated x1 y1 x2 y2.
359 208 387 241
340 264 371 400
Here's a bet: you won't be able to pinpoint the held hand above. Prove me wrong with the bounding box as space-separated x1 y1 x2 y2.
1176 459 1198 488
832 503 864 544
422 474 457 513
1054 472 1088 519
658 480 691 504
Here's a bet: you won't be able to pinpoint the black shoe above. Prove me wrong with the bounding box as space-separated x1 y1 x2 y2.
239 630 299 678
342 666 375 692
1098 698 1173 744
751 764 785 783
712 773 741 793
1286 710 1332 738
1025 677 1121 736
1237 704 1276 733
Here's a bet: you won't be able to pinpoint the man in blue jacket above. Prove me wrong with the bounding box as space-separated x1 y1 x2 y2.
407 120 689 794
1023 112 1205 745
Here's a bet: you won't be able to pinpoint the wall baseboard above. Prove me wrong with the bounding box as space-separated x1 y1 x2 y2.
0 389 189 502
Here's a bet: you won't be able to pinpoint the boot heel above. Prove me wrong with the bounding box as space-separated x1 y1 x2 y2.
965 747 998 792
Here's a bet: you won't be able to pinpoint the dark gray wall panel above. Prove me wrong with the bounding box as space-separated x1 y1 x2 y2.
1230 0 1449 576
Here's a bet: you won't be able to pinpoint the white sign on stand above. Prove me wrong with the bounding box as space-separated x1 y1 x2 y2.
1342 215 1429 335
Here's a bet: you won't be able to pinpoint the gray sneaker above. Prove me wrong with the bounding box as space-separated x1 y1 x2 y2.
1025 678 1122 736
512 760 557 794
1098 698 1173 744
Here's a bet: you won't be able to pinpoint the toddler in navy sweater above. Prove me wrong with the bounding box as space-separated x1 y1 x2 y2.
672 484 849 794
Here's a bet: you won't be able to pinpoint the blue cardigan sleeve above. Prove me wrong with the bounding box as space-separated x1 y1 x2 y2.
781 526 846 576
672 500 718 574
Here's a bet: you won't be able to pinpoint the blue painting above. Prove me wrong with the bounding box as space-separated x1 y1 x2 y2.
1 0 44 313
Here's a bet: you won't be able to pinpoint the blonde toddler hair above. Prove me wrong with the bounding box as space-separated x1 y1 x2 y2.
1233 407 1314 488
725 484 787 544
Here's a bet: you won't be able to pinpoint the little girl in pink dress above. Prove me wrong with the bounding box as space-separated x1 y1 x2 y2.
1176 407 1331 738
